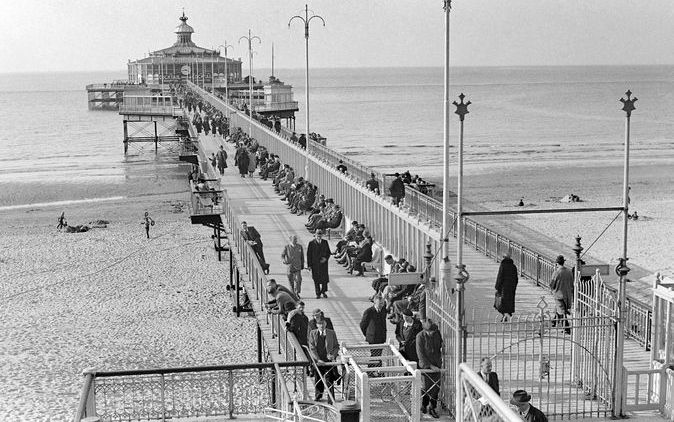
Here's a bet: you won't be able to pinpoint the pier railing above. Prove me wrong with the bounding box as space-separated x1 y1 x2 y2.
73 362 308 422
188 81 652 349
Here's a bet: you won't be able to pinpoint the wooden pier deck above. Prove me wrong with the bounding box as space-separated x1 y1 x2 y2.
193 131 653 420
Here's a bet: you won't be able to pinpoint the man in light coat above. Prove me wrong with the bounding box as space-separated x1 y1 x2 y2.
549 255 573 334
281 235 305 297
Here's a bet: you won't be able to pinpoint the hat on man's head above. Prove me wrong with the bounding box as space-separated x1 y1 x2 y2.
401 309 413 317
312 308 323 316
510 390 532 405
315 229 324 235
556 255 565 265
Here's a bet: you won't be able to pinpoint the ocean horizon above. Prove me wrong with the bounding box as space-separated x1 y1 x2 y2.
1 65 672 206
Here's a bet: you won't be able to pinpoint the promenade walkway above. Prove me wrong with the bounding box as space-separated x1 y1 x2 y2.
194 130 652 420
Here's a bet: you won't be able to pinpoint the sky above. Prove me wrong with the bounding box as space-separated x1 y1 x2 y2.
2 0 673 73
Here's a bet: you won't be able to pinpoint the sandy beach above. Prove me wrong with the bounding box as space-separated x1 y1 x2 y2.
0 187 257 421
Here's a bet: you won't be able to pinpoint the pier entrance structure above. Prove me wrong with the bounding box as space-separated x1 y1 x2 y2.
186 81 637 420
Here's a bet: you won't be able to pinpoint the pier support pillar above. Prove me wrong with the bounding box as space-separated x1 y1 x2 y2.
154 121 158 153
123 120 128 154
257 324 263 363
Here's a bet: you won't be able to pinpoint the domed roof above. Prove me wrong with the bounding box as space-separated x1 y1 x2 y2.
175 12 194 34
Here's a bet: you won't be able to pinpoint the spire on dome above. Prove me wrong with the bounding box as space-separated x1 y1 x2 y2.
174 11 195 46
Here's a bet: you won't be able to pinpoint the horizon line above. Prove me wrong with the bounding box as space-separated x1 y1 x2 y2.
1 63 674 76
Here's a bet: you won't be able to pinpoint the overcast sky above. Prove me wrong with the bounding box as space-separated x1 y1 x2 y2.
2 0 673 73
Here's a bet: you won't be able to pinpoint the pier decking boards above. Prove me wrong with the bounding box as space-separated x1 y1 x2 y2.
193 131 651 417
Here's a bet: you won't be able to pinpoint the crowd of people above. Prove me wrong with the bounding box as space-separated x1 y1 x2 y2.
181 86 554 420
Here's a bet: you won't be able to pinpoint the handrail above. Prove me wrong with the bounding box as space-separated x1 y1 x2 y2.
459 362 521 422
90 360 306 378
73 371 95 422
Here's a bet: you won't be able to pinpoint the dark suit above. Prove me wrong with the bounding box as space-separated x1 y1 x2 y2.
479 371 500 396
360 305 388 366
307 239 332 296
395 319 422 362
523 405 548 422
241 226 267 268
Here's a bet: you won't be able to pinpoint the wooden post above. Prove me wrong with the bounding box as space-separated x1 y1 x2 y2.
216 226 222 262
257 324 263 363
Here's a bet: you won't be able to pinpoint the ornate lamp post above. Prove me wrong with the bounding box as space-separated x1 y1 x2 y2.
289 4 325 179
440 0 453 294
219 41 233 103
239 30 261 136
613 90 636 416
453 92 470 422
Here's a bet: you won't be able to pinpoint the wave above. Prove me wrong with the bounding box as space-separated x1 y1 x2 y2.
0 196 126 212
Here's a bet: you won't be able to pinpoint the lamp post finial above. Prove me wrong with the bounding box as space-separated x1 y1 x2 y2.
620 89 637 118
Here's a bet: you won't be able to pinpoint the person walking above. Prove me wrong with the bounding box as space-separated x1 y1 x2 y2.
389 173 406 206
360 295 388 365
308 317 340 404
494 252 519 321
247 148 257 177
307 230 332 299
240 221 269 274
216 145 228 175
141 211 155 239
417 319 443 419
235 144 249 178
281 235 305 298
550 255 573 334
510 390 548 422
209 152 217 169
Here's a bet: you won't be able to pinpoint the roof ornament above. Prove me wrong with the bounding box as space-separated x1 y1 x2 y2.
180 9 188 23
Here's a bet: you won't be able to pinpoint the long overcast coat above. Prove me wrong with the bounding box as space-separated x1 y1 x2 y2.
494 257 518 315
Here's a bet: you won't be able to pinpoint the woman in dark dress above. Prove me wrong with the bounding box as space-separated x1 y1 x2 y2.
495 252 519 321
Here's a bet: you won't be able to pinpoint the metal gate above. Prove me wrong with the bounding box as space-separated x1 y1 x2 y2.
464 272 618 419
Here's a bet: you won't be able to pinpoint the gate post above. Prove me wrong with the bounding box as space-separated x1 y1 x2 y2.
571 236 583 387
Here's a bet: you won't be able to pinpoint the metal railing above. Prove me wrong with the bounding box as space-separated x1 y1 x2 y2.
188 81 652 349
458 363 521 422
73 362 308 422
189 179 224 216
622 364 673 414
256 101 300 113
118 104 182 116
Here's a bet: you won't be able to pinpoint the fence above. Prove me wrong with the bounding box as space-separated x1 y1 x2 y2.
458 363 521 422
341 342 422 422
73 362 308 422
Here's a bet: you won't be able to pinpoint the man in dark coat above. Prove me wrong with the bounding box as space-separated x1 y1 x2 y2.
389 173 406 206
287 301 309 347
510 390 548 422
360 295 388 365
240 221 269 273
417 319 442 418
216 145 227 175
395 309 422 362
478 357 500 396
308 308 334 332
307 230 332 299
494 252 518 321
235 145 249 178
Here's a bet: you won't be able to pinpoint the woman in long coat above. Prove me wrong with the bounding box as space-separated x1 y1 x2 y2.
247 149 257 176
494 252 518 321
235 145 249 178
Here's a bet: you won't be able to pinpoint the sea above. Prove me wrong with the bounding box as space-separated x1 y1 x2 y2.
0 66 673 207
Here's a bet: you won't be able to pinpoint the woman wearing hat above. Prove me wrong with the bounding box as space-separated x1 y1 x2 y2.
510 390 547 422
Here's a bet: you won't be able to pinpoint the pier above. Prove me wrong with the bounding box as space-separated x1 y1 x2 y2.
73 83 673 422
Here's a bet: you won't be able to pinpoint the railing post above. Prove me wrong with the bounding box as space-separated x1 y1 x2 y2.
160 373 166 422
235 269 241 317
228 369 235 418
257 323 263 363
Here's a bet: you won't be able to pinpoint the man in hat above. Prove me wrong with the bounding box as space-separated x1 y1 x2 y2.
510 390 547 422
549 255 573 334
308 316 340 403
281 235 305 298
360 295 388 365
308 308 334 332
389 173 406 206
307 230 332 299
395 309 422 362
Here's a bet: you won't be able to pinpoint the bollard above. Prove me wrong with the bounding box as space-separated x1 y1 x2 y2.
338 400 360 422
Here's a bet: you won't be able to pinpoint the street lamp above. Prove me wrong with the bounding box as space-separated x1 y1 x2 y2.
613 89 636 417
289 4 325 179
219 41 234 103
239 30 261 136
